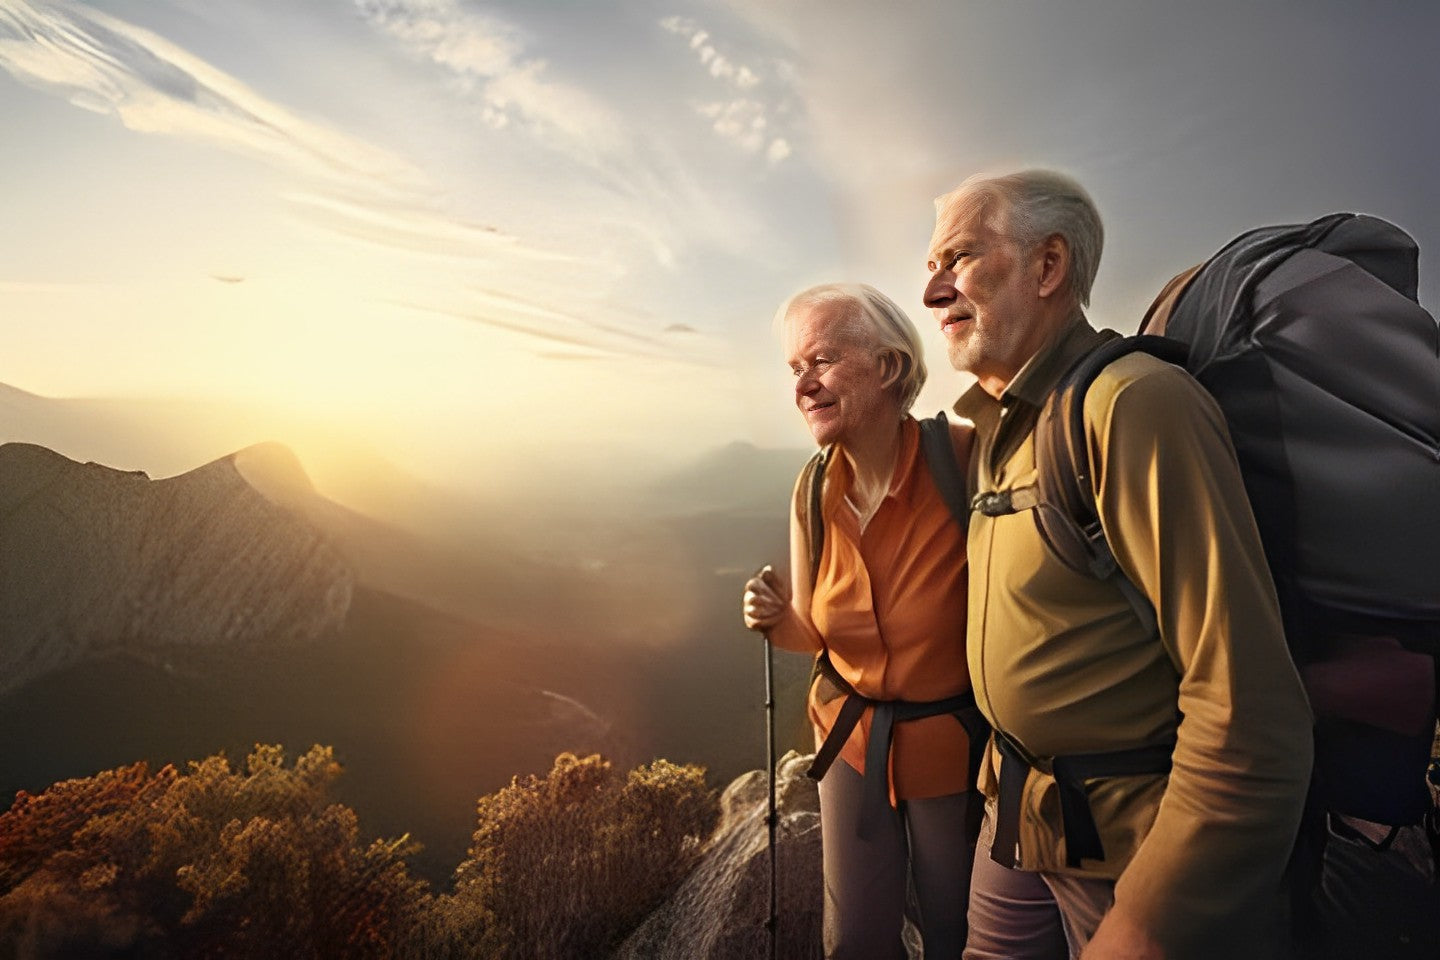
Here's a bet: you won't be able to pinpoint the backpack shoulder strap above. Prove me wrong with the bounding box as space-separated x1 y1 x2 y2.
799 414 969 589
917 412 971 534
1033 333 1190 637
795 446 832 589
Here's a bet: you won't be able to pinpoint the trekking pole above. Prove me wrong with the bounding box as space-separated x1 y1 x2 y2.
748 564 780 960
763 625 779 960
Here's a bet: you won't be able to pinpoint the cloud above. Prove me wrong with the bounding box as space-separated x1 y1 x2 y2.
392 293 701 364
659 16 762 91
354 0 622 158
0 0 420 193
285 191 572 264
658 14 792 163
0 1 662 339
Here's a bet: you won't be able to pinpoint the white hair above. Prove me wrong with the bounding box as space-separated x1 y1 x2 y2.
775 282 928 413
936 168 1104 308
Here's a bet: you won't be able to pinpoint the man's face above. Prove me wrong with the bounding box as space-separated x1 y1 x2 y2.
923 194 1046 392
784 301 889 447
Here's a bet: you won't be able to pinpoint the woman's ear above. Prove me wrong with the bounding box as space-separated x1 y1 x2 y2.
877 350 907 393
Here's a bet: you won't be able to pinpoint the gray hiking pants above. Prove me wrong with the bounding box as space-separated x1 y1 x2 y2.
968 798 1296 960
818 759 976 960
965 799 1087 960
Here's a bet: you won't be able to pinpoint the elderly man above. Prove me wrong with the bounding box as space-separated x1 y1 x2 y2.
921 169 1313 960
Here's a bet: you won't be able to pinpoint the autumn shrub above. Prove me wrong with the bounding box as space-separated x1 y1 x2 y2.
444 752 718 960
0 744 428 960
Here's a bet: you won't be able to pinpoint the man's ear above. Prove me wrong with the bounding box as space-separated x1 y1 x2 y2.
1036 234 1070 300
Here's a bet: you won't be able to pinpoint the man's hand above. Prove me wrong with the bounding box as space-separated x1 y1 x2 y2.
741 564 789 632
1081 907 1164 960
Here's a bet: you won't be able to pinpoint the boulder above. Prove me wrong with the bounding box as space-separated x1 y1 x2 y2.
615 750 824 960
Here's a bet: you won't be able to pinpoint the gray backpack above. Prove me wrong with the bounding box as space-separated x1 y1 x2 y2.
987 213 1440 828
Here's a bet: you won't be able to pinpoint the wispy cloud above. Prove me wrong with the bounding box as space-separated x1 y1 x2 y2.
0 0 419 193
0 0 771 366
393 294 693 364
285 191 568 263
0 0 695 361
353 0 623 159
659 15 792 164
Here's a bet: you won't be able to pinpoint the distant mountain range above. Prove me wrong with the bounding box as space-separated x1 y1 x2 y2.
646 440 811 517
0 436 637 879
0 383 817 880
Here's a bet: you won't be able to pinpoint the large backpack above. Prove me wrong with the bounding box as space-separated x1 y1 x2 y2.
1018 212 1440 828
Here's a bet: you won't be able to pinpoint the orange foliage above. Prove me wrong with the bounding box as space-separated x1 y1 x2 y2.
0 745 427 960
447 752 717 960
0 747 721 960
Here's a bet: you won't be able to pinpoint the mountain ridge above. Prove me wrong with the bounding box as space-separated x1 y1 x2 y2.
0 441 353 698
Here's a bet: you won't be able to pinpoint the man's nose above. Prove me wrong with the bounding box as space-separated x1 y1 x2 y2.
794 370 820 398
923 270 955 309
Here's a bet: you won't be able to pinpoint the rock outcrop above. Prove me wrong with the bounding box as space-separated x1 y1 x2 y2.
618 750 928 959
0 442 353 697
615 750 824 960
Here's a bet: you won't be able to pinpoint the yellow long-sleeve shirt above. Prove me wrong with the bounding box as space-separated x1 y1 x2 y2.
956 317 1313 959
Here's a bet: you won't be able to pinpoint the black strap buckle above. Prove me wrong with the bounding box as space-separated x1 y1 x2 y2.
972 490 1015 516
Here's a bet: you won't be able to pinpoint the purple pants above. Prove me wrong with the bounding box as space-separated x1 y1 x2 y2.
818 759 977 960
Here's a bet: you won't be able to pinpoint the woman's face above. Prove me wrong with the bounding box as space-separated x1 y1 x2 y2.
784 301 890 447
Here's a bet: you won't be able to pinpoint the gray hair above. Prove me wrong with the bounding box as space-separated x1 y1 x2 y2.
775 282 928 413
937 169 1104 308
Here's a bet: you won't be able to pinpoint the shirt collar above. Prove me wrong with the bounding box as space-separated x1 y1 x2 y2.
1003 314 1108 408
952 314 1107 419
826 415 921 509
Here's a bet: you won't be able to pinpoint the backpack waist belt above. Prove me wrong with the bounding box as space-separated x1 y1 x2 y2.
991 727 1174 869
806 651 988 840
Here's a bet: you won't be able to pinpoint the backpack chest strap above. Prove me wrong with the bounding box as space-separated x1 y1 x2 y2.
972 484 1041 517
971 483 1160 641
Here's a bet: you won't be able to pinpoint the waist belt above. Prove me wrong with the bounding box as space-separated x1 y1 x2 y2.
992 728 1174 869
806 652 989 840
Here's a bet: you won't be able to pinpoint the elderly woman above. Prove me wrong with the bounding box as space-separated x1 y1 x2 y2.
741 283 983 960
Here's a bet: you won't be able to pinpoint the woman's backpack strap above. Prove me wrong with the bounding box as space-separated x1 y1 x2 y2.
918 412 972 533
795 446 832 590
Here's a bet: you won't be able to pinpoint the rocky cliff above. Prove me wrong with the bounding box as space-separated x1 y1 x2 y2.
616 751 925 960
0 442 353 697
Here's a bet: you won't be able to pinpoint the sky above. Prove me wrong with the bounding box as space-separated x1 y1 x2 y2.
1 0 1437 505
